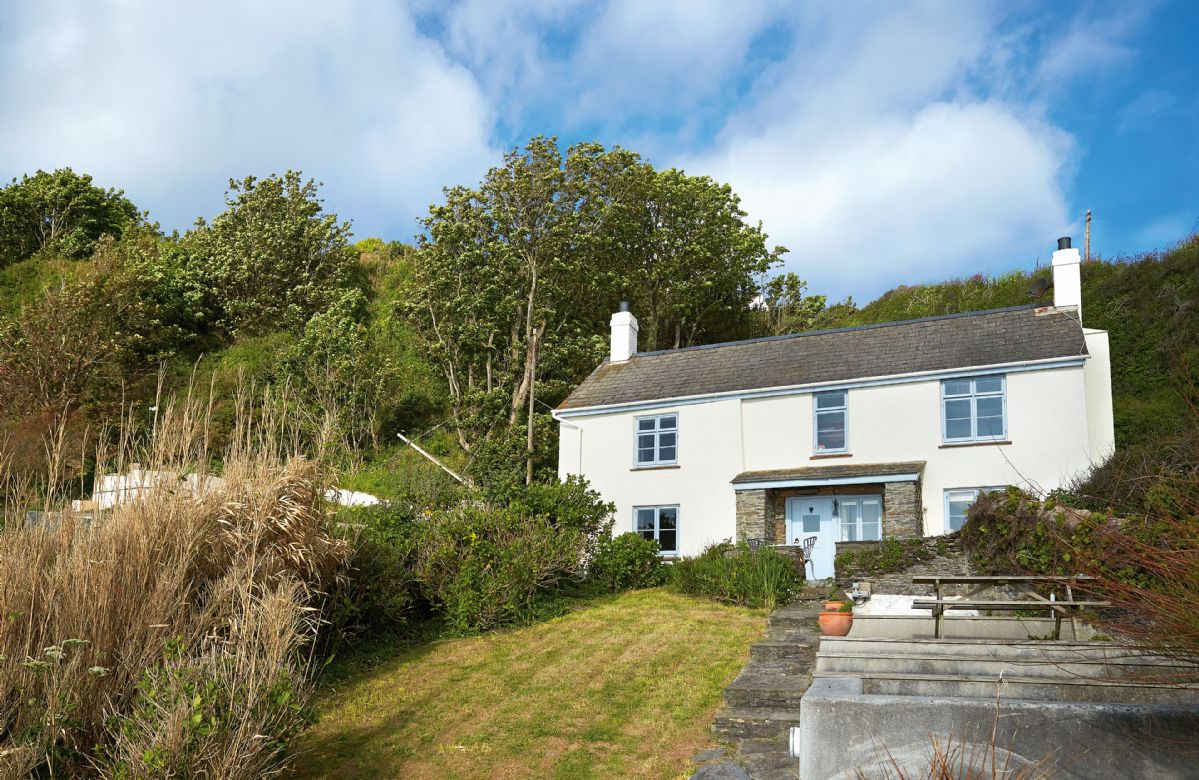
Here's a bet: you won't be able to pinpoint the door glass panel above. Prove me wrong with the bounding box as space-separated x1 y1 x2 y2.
802 514 820 533
839 502 859 541
861 500 881 541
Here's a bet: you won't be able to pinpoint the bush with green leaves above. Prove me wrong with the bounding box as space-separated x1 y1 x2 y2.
327 503 423 643
588 532 666 592
414 505 588 632
670 541 802 609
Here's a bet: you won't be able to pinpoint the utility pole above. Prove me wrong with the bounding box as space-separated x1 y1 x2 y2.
1084 209 1092 262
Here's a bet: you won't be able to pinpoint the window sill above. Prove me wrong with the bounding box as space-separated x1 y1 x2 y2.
939 440 1011 449
630 464 681 471
811 452 852 459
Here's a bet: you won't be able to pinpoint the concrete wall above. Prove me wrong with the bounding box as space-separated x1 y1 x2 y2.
799 680 1199 780
559 362 1107 556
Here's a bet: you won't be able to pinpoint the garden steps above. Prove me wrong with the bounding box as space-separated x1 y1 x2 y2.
812 635 1199 705
816 650 1198 681
712 707 804 740
702 599 820 778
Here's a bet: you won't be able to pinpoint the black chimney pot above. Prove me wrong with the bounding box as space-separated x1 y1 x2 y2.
618 301 630 313
1057 236 1072 250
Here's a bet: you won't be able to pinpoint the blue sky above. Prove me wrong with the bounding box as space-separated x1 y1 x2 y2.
1 1 1195 300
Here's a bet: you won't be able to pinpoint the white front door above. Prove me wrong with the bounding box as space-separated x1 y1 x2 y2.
785 497 837 580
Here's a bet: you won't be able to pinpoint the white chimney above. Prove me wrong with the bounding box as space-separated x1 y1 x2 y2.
1051 236 1082 319
610 302 639 362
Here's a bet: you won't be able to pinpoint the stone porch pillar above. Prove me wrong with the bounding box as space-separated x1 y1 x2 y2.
734 489 767 542
883 481 921 538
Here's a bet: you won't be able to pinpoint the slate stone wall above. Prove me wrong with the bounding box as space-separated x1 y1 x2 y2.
883 481 922 539
834 534 975 596
735 489 766 542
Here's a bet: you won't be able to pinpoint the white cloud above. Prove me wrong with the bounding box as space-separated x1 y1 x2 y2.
0 0 499 238
682 3 1077 299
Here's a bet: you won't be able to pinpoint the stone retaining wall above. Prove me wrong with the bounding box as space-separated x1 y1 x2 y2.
834 533 974 596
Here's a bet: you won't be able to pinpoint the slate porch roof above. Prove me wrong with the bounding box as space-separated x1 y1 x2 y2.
558 305 1086 410
731 461 927 486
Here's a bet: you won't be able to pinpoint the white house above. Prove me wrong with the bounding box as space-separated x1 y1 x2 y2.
554 238 1114 579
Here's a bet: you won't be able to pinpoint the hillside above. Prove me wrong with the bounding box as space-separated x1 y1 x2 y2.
815 237 1199 450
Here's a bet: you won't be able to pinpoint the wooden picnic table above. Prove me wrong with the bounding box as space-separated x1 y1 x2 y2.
911 575 1109 639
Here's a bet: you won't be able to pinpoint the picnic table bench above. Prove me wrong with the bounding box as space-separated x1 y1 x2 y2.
911 575 1110 639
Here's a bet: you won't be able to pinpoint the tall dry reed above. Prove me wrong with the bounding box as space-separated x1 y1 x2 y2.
0 387 349 778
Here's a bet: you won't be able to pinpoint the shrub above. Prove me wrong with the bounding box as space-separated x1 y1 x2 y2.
414 505 586 632
588 532 666 592
670 541 801 609
327 503 422 643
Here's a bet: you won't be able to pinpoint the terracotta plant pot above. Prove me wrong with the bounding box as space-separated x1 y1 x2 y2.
819 610 853 636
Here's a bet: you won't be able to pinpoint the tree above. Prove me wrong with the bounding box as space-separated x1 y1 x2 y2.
408 138 788 485
184 172 360 338
280 289 398 456
759 272 828 335
607 165 786 350
0 168 140 267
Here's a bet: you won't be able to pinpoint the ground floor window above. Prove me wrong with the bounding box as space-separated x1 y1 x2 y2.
835 496 881 541
635 505 678 555
944 487 1005 531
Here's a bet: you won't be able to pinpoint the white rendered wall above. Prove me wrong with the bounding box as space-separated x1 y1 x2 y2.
558 398 744 556
559 363 1103 552
1083 328 1116 464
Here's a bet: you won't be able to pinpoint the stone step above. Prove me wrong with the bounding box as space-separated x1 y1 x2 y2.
736 736 800 780
724 668 811 709
813 670 1199 705
750 639 817 662
712 707 803 739
767 612 818 631
815 651 1197 681
818 636 1184 664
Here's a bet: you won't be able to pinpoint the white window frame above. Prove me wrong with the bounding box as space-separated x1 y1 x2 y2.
633 504 679 555
812 390 849 453
833 495 882 542
943 486 1005 531
940 375 1007 443
633 413 678 467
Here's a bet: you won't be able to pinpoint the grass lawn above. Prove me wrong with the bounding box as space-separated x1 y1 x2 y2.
293 588 767 779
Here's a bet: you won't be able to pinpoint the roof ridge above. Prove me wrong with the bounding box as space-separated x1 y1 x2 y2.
630 304 1042 359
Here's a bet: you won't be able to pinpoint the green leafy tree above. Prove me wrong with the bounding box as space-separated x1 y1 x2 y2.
408 138 787 484
280 289 398 455
185 172 360 338
607 165 786 350
759 272 827 335
0 168 140 267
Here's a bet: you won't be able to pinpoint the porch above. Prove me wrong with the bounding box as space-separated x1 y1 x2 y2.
731 461 925 580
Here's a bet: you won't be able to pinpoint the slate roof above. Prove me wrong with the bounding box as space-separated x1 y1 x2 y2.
559 305 1087 410
732 461 927 485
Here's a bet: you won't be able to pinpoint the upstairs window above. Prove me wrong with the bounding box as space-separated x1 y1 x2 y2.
941 376 1006 443
635 505 678 555
635 413 678 466
813 390 848 452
